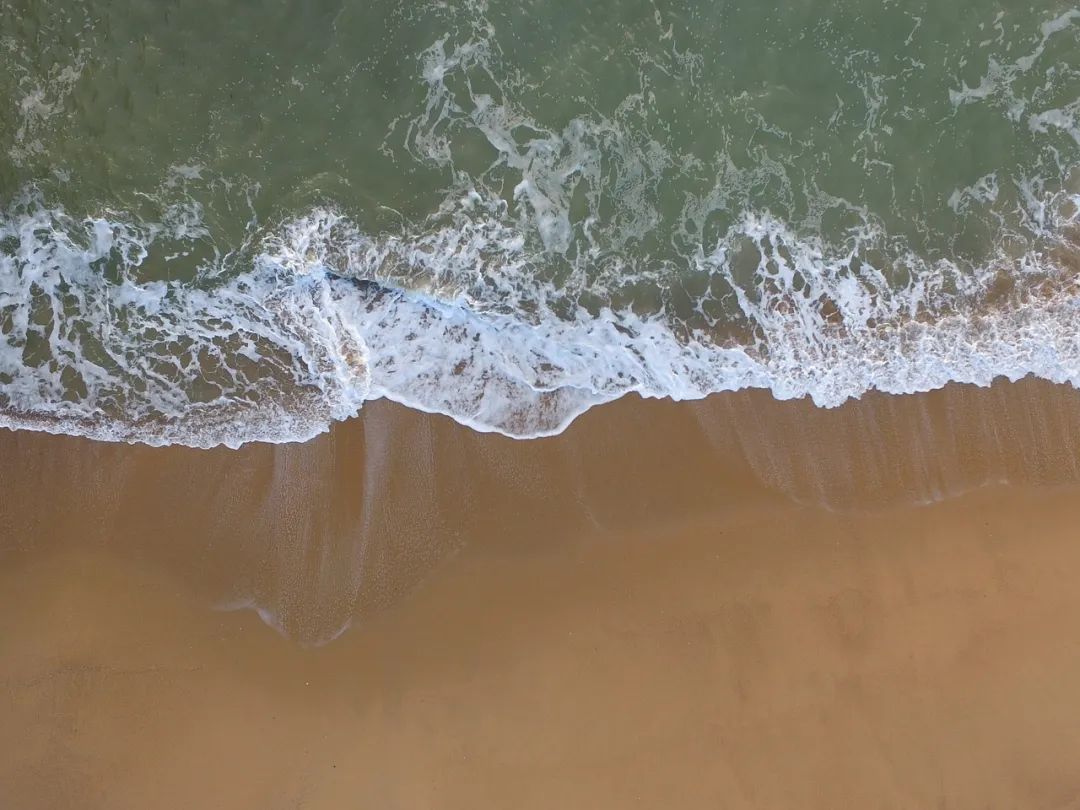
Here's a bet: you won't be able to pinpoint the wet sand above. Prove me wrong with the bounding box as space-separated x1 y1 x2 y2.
5 379 1080 808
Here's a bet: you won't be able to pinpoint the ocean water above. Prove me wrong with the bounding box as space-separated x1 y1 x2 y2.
2 0 1080 446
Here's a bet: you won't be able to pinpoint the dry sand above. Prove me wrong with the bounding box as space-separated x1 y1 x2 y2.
5 379 1080 808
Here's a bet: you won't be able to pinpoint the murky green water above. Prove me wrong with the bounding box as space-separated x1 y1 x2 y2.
2 0 1079 445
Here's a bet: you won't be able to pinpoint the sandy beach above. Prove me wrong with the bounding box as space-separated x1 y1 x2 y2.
3 379 1080 808
6 1 1080 806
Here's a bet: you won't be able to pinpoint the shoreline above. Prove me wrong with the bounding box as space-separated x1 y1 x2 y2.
8 376 1080 632
5 379 1080 806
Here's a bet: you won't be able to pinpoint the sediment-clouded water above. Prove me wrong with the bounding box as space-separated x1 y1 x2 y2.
4 0 1080 445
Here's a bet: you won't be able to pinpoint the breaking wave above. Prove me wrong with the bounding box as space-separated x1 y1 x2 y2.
3 180 1080 447
3 1 1080 446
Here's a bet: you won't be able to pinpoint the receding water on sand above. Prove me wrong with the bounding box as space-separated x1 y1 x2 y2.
8 381 1080 808
8 4 1080 806
0 378 1078 644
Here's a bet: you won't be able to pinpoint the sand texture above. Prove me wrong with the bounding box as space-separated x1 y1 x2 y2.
5 380 1080 808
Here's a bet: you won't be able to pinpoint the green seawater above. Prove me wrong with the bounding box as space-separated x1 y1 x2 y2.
1 0 1079 445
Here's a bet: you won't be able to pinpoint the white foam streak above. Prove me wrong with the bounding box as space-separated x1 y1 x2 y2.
4 188 1080 446
949 9 1080 117
0 192 369 447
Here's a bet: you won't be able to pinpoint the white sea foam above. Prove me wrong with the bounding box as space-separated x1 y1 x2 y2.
949 9 1080 117
3 3 1080 446
3 181 1080 447
0 190 369 447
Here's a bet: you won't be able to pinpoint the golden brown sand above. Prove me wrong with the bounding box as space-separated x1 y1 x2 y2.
5 378 1080 808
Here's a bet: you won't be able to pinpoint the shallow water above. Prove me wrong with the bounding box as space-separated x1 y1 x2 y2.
3 0 1080 445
